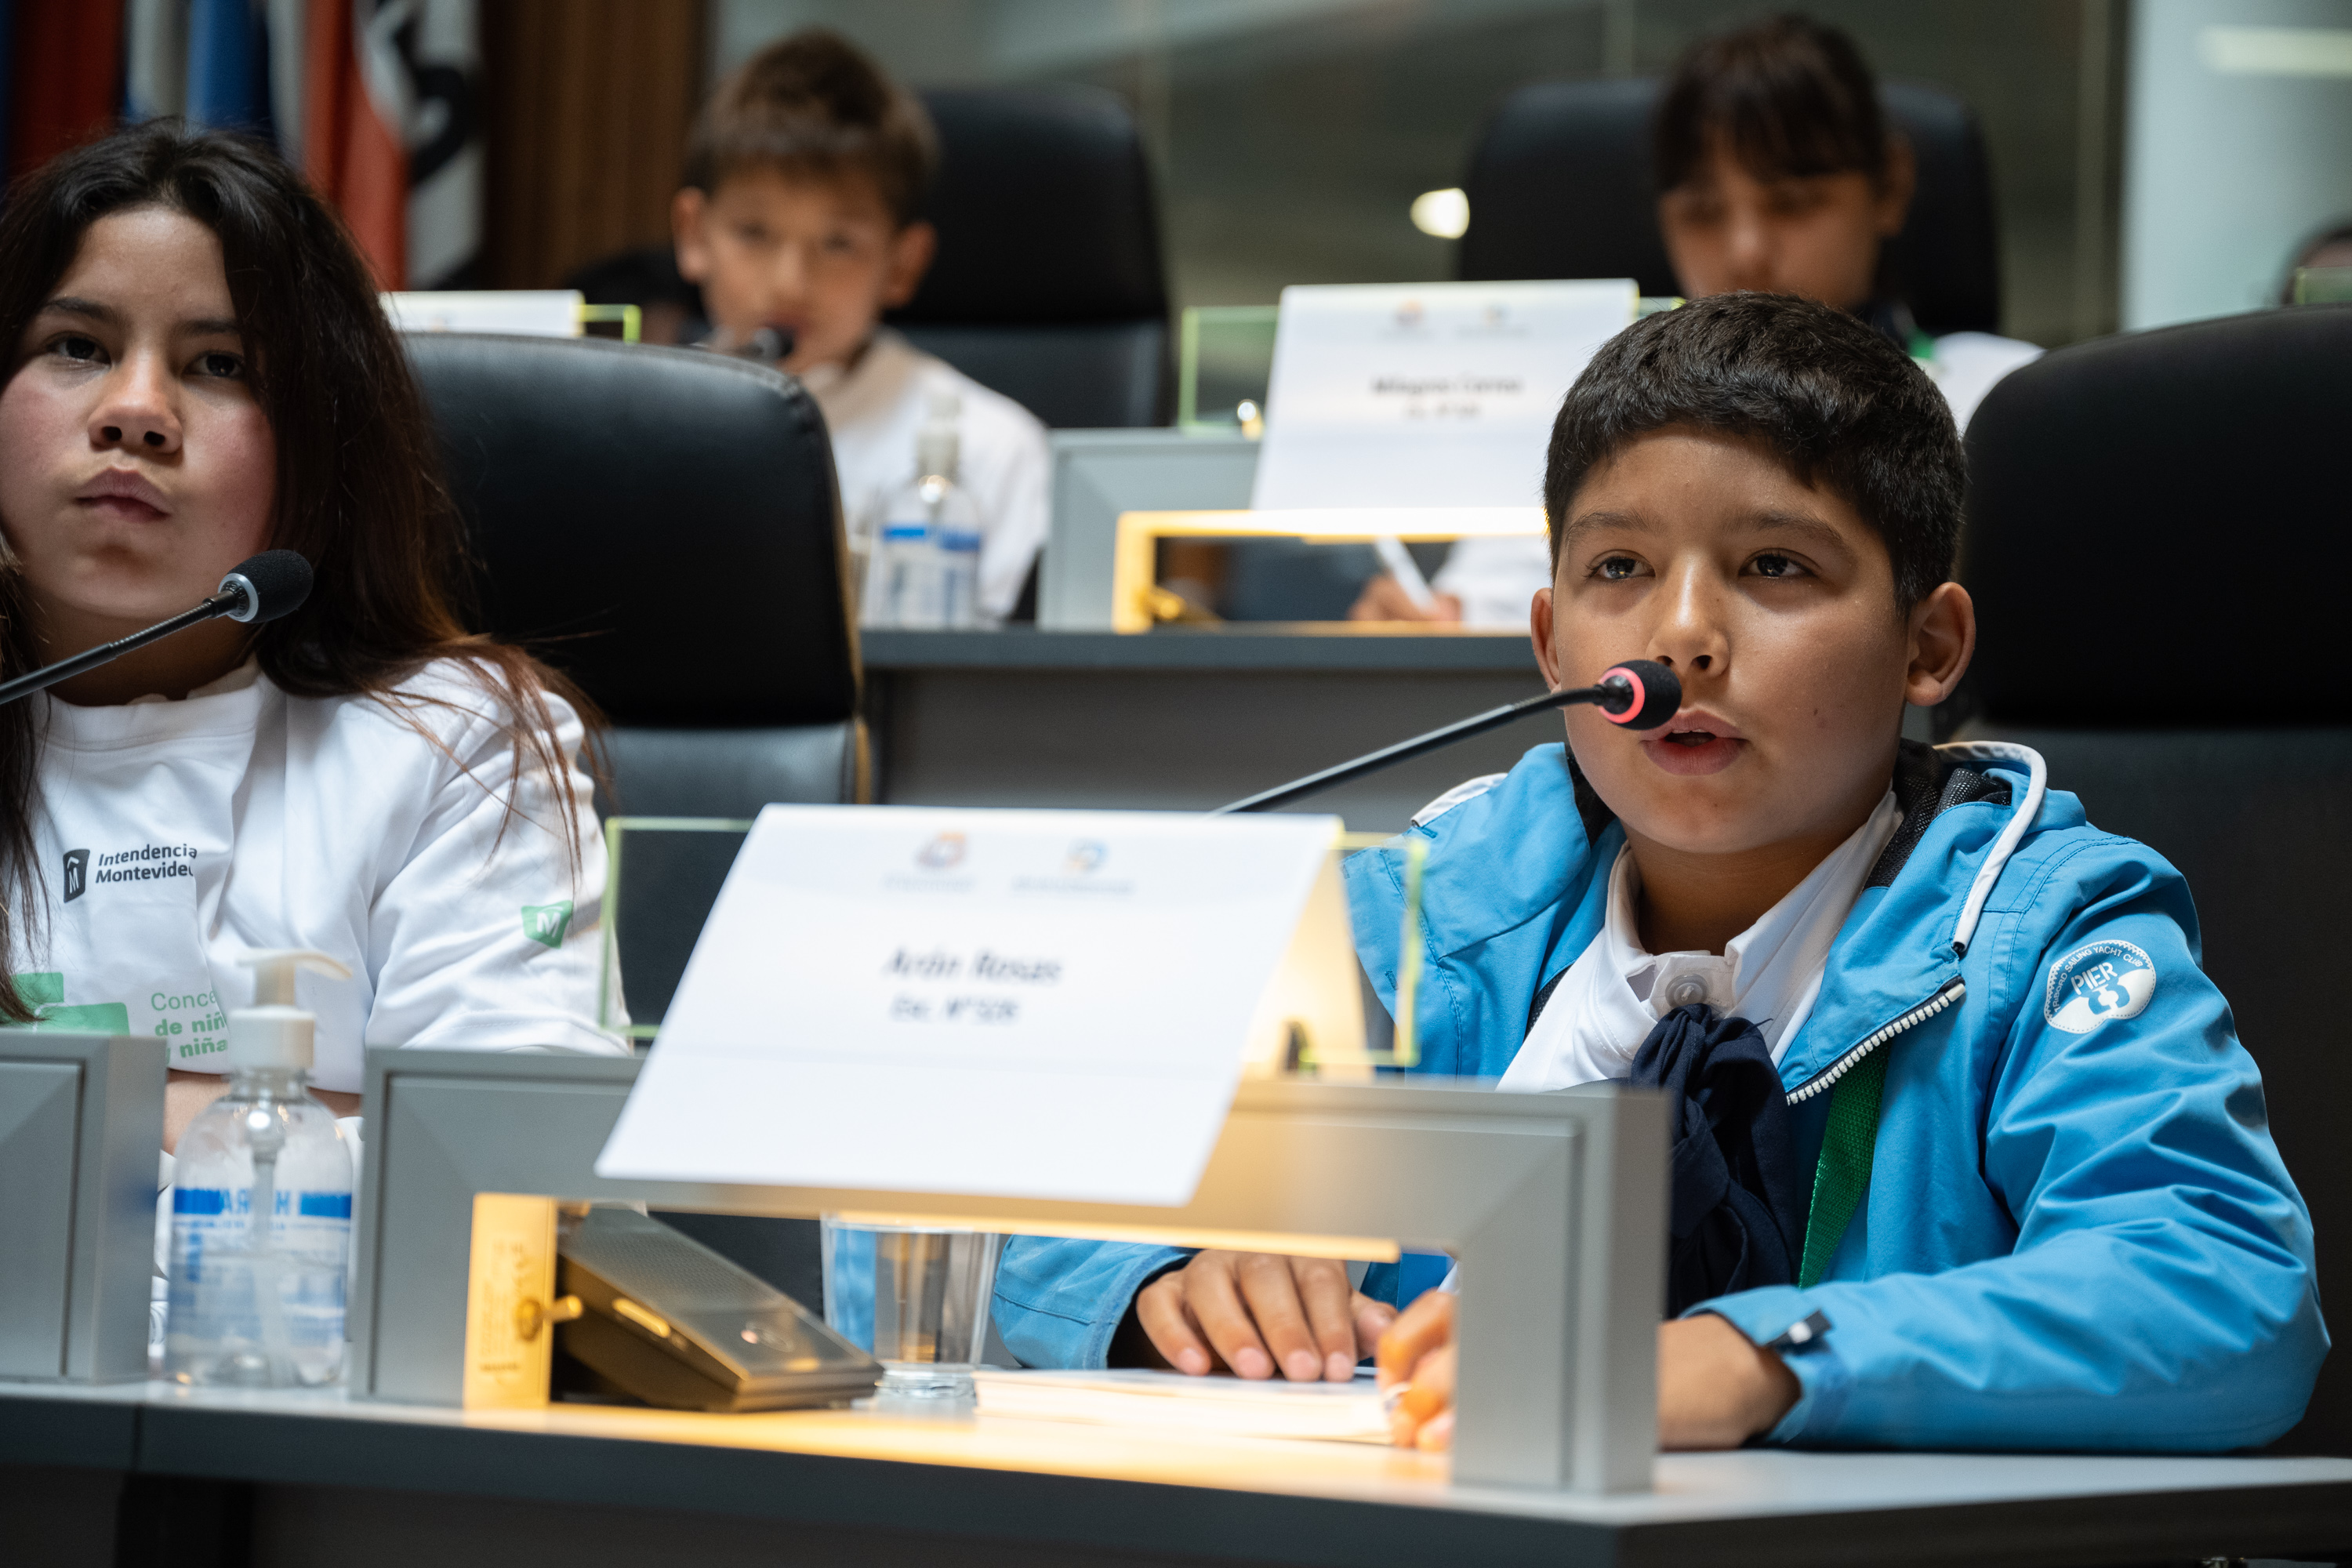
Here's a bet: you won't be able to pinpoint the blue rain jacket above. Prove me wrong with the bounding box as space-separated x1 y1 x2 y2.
993 742 2325 1450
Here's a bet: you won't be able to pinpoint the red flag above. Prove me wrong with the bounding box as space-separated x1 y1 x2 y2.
9 0 126 179
303 0 405 288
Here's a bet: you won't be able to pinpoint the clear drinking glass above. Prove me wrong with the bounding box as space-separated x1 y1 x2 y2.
820 1220 1001 1403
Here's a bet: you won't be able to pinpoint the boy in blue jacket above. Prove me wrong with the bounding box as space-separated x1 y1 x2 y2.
993 293 2325 1452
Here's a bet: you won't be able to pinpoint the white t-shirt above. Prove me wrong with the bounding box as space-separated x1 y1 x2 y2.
19 657 622 1094
1429 329 2046 628
805 329 1051 623
1497 791 1901 1092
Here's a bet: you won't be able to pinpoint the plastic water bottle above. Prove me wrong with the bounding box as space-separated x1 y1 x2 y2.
862 391 982 629
864 517 937 628
165 950 355 1388
935 524 981 628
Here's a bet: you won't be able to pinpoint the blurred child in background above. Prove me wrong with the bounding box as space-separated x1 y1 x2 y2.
1359 13 2042 626
674 30 1048 623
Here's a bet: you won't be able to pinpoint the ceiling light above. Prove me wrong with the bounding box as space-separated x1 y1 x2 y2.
1410 187 1470 239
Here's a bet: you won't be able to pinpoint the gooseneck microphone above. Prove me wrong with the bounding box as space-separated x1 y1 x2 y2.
0 550 314 710
1211 659 1682 815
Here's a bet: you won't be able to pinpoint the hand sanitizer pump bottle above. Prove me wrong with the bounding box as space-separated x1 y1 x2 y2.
863 391 982 629
165 950 357 1388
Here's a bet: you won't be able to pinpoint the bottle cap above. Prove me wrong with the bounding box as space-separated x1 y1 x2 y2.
227 949 353 1072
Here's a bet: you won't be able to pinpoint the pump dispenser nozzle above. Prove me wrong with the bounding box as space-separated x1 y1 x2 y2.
230 949 353 1072
915 390 962 483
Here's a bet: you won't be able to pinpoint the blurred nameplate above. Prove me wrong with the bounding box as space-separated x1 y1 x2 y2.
596 808 1360 1206
382 289 583 338
1250 278 1636 510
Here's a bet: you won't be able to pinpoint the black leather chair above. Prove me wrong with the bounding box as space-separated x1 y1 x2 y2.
1457 78 2000 336
404 332 862 817
1959 304 2352 1455
409 332 858 1307
891 85 1171 428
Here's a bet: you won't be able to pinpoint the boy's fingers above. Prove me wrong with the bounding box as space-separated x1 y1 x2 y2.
1414 1408 1455 1452
1352 1292 1399 1359
1376 1288 1457 1386
1233 1253 1323 1381
1186 1252 1278 1380
1291 1260 1363 1381
1396 1342 1457 1425
1134 1272 1214 1377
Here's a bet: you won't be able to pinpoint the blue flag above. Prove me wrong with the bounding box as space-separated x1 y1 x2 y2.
187 0 273 138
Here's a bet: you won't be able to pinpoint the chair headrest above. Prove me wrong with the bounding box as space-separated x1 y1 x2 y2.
1458 77 2001 336
1963 305 2352 727
891 85 1168 326
405 333 857 728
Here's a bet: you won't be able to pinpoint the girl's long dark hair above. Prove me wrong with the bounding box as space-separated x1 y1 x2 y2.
0 121 599 1022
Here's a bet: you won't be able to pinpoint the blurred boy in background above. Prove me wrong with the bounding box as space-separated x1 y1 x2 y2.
1359 13 2042 626
674 30 1048 623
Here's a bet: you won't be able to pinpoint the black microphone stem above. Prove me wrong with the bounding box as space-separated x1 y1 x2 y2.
1211 683 1610 815
0 594 235 709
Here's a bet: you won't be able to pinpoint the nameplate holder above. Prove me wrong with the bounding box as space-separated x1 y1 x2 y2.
595 808 1362 1208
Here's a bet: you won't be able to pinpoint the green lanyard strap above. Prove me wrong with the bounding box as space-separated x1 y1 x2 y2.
1797 1047 1890 1289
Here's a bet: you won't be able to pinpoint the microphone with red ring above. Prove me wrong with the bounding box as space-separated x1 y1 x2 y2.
1212 659 1682 815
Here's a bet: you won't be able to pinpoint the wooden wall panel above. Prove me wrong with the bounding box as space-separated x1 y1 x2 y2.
481 0 705 289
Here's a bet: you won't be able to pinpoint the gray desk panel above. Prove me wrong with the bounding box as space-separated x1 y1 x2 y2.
864 628 1542 673
0 1389 141 1469
871 666 1558 829
862 631 1556 833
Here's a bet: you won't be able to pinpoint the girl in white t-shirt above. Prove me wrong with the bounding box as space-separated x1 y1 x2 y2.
0 122 624 1155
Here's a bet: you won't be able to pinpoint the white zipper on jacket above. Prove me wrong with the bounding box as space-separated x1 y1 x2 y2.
1786 975 1966 1103
1782 742 2048 1105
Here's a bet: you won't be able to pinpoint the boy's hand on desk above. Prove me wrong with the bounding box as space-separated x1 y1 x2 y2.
1347 577 1463 623
1374 1298 1800 1452
1657 1313 1800 1448
1134 1250 1394 1381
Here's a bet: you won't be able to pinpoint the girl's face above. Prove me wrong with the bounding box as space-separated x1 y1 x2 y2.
1658 138 1913 314
0 205 276 650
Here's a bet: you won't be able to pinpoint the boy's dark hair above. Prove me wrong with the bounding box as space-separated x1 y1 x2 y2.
683 29 937 224
1544 294 1963 611
1654 14 1892 193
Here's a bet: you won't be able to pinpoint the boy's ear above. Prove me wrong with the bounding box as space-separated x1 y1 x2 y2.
1874 135 1917 239
1904 580 1975 709
880 221 938 310
1530 586 1564 690
673 188 712 282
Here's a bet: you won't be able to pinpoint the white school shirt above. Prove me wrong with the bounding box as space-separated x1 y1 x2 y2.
1496 790 1901 1092
20 657 623 1095
1430 330 2045 628
804 328 1051 624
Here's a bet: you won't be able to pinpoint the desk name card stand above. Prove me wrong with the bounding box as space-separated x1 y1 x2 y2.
354 1049 1664 1493
0 1031 165 1382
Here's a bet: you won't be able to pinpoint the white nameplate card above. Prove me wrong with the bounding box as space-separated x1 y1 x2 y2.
1250 278 1637 512
382 289 583 338
596 807 1361 1207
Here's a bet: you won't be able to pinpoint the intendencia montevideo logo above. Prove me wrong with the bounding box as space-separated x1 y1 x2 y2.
63 843 198 902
